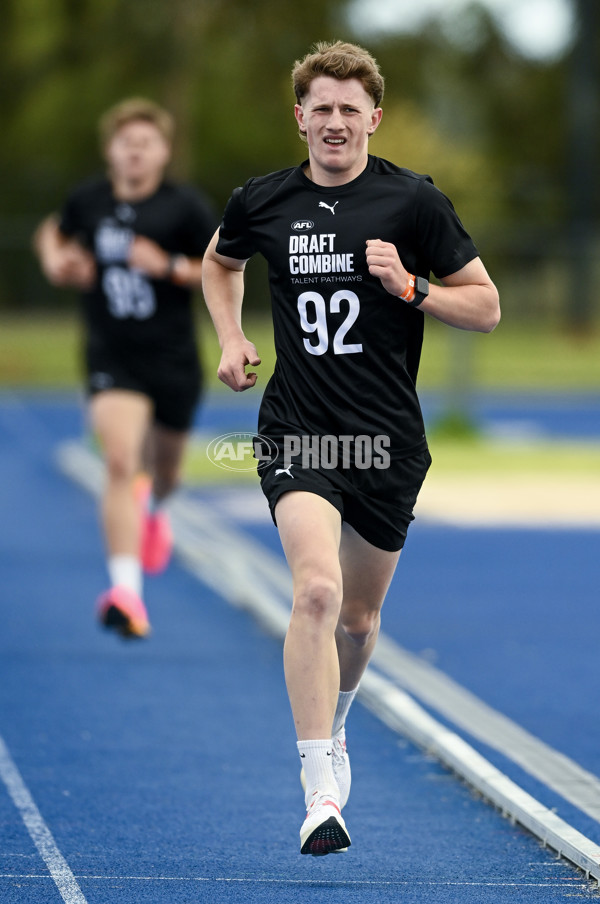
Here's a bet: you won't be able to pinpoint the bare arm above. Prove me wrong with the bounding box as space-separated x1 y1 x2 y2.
33 214 96 290
128 236 204 288
365 239 500 333
201 230 261 392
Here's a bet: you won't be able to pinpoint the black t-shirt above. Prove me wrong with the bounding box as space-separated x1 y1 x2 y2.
217 155 478 457
60 177 216 360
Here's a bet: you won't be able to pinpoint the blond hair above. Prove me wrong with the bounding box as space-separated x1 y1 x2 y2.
292 40 385 107
98 97 175 149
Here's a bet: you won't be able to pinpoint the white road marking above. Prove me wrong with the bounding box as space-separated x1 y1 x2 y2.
0 735 88 904
0 873 592 888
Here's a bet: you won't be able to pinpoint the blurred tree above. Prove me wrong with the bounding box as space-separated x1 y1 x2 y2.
565 0 599 331
0 0 598 328
0 0 348 310
360 3 600 329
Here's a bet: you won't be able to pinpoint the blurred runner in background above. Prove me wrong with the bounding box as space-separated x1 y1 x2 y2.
34 97 216 639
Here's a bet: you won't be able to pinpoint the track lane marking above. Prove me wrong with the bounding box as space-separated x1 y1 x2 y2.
0 735 88 904
0 873 592 888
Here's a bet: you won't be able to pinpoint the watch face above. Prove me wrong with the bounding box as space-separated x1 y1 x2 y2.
415 276 429 296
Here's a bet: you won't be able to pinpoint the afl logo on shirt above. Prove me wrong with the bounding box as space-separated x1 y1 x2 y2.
115 203 136 223
291 220 314 231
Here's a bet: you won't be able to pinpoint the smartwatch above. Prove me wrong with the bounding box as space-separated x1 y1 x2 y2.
407 275 429 307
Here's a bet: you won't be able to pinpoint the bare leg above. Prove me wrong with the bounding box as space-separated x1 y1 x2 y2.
275 492 343 741
89 390 152 556
336 523 400 692
144 422 189 502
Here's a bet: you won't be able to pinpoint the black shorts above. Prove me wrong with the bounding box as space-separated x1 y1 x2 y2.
84 340 202 432
259 446 432 552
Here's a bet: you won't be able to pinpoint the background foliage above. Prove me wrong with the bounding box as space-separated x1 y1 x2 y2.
0 0 598 333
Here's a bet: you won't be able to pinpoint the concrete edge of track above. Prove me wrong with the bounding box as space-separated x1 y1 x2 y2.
55 439 600 887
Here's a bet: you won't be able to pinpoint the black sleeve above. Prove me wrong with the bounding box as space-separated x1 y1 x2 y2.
215 183 257 261
415 179 479 279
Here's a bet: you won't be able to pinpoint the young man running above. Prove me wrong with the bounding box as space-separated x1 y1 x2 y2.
35 98 216 638
202 41 500 854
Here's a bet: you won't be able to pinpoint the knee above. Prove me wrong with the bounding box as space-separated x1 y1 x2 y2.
103 445 138 484
293 575 342 624
338 608 380 647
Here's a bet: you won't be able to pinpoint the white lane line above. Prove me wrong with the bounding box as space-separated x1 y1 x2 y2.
55 440 600 885
0 736 88 904
0 873 592 888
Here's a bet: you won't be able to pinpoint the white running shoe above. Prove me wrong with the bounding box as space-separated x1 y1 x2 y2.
300 791 351 855
300 729 351 808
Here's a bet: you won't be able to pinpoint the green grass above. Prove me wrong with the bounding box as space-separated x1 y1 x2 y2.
426 437 600 474
184 432 600 486
0 315 82 385
1 310 599 390
2 311 599 489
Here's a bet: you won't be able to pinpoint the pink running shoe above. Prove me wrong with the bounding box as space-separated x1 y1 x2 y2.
140 509 173 574
96 586 151 639
133 473 152 506
134 473 173 574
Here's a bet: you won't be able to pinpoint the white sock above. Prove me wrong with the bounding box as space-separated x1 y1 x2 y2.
332 687 358 737
297 739 338 806
108 555 142 597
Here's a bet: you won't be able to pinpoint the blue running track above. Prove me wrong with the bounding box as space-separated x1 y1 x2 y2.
0 390 599 903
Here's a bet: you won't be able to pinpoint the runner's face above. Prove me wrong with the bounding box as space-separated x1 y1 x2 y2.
105 120 171 187
295 76 382 185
